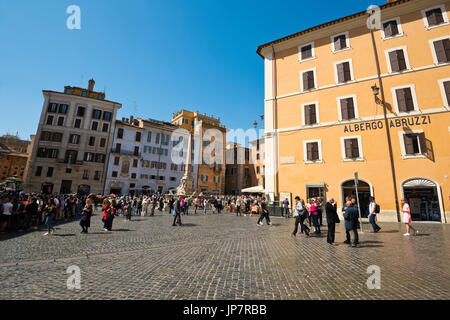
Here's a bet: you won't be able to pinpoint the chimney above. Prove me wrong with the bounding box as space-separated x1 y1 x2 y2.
130 115 134 123
121 117 125 122
88 79 95 91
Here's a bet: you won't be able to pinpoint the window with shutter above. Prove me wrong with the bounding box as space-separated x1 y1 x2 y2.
404 88 414 111
403 134 419 154
336 62 352 82
444 81 450 106
304 104 316 125
426 8 444 26
337 63 345 83
334 35 347 51
383 20 399 37
301 45 312 60
340 99 348 120
302 71 315 90
340 98 355 120
389 50 407 72
433 39 450 63
344 139 359 159
347 98 355 119
344 139 353 158
351 139 359 158
418 132 427 155
306 142 319 161
396 88 414 112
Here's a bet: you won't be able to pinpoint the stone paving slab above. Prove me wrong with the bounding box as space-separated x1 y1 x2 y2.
0 210 448 300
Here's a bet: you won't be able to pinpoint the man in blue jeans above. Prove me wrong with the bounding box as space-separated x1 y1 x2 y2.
282 198 289 218
368 196 381 233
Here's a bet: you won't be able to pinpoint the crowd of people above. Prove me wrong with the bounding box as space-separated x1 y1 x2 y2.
0 190 419 242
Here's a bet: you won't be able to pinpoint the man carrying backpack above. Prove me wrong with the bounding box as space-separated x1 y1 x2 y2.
368 196 381 233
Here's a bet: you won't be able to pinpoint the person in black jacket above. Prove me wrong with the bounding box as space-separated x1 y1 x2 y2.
343 200 359 247
325 198 339 245
172 196 182 226
257 198 272 226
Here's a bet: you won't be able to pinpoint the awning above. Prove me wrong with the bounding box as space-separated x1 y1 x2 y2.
241 186 265 193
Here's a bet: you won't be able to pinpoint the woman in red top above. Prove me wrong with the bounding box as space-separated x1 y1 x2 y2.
102 199 111 231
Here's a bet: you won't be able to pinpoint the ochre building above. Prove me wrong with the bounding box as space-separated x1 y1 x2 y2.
257 0 450 222
171 109 226 195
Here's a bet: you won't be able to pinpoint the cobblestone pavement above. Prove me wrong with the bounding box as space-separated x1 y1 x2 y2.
0 209 448 300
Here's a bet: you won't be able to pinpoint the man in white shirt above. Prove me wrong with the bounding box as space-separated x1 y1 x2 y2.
292 196 310 237
1 197 13 232
368 196 381 233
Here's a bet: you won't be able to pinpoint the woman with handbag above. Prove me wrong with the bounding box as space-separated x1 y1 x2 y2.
102 199 111 231
105 199 117 231
80 198 93 234
43 199 56 236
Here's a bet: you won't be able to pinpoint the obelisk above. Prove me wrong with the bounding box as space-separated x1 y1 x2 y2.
176 133 195 195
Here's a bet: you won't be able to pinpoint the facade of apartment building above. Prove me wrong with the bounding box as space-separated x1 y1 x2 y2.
104 116 192 195
24 79 121 195
225 142 256 195
171 109 226 195
0 134 30 154
257 0 450 222
0 143 28 183
249 137 265 188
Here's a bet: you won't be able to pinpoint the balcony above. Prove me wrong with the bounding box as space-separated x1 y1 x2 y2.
57 159 84 165
111 148 141 157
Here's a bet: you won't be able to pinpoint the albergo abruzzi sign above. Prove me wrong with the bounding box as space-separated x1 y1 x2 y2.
343 115 432 133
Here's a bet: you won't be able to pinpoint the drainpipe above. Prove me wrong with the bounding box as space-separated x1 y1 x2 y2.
271 45 279 201
369 25 401 222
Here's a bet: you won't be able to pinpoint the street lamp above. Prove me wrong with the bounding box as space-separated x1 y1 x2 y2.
371 83 380 97
253 115 264 128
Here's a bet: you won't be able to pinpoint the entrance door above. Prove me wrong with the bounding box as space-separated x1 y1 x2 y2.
110 188 122 195
157 186 164 194
404 187 441 222
341 180 371 218
60 180 72 194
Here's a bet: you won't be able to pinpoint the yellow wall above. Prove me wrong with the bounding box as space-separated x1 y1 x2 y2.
270 0 450 221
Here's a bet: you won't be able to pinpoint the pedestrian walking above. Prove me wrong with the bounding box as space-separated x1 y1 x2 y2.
311 199 321 234
43 199 56 236
402 199 418 236
257 198 271 226
80 198 93 234
368 196 381 233
203 199 207 215
292 196 309 236
105 199 117 231
282 198 290 218
172 196 182 226
126 200 132 221
325 198 339 245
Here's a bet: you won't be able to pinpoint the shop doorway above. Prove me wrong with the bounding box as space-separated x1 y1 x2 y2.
110 188 122 195
77 185 90 196
306 185 326 201
341 180 372 218
402 178 441 222
60 180 72 194
41 182 53 195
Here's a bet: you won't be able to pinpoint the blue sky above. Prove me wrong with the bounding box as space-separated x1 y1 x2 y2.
0 0 386 140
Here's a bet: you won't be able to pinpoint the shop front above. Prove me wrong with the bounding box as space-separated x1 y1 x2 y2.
77 184 91 196
41 182 54 195
402 178 443 222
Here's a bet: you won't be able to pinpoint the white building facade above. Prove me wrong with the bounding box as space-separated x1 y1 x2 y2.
104 117 195 195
